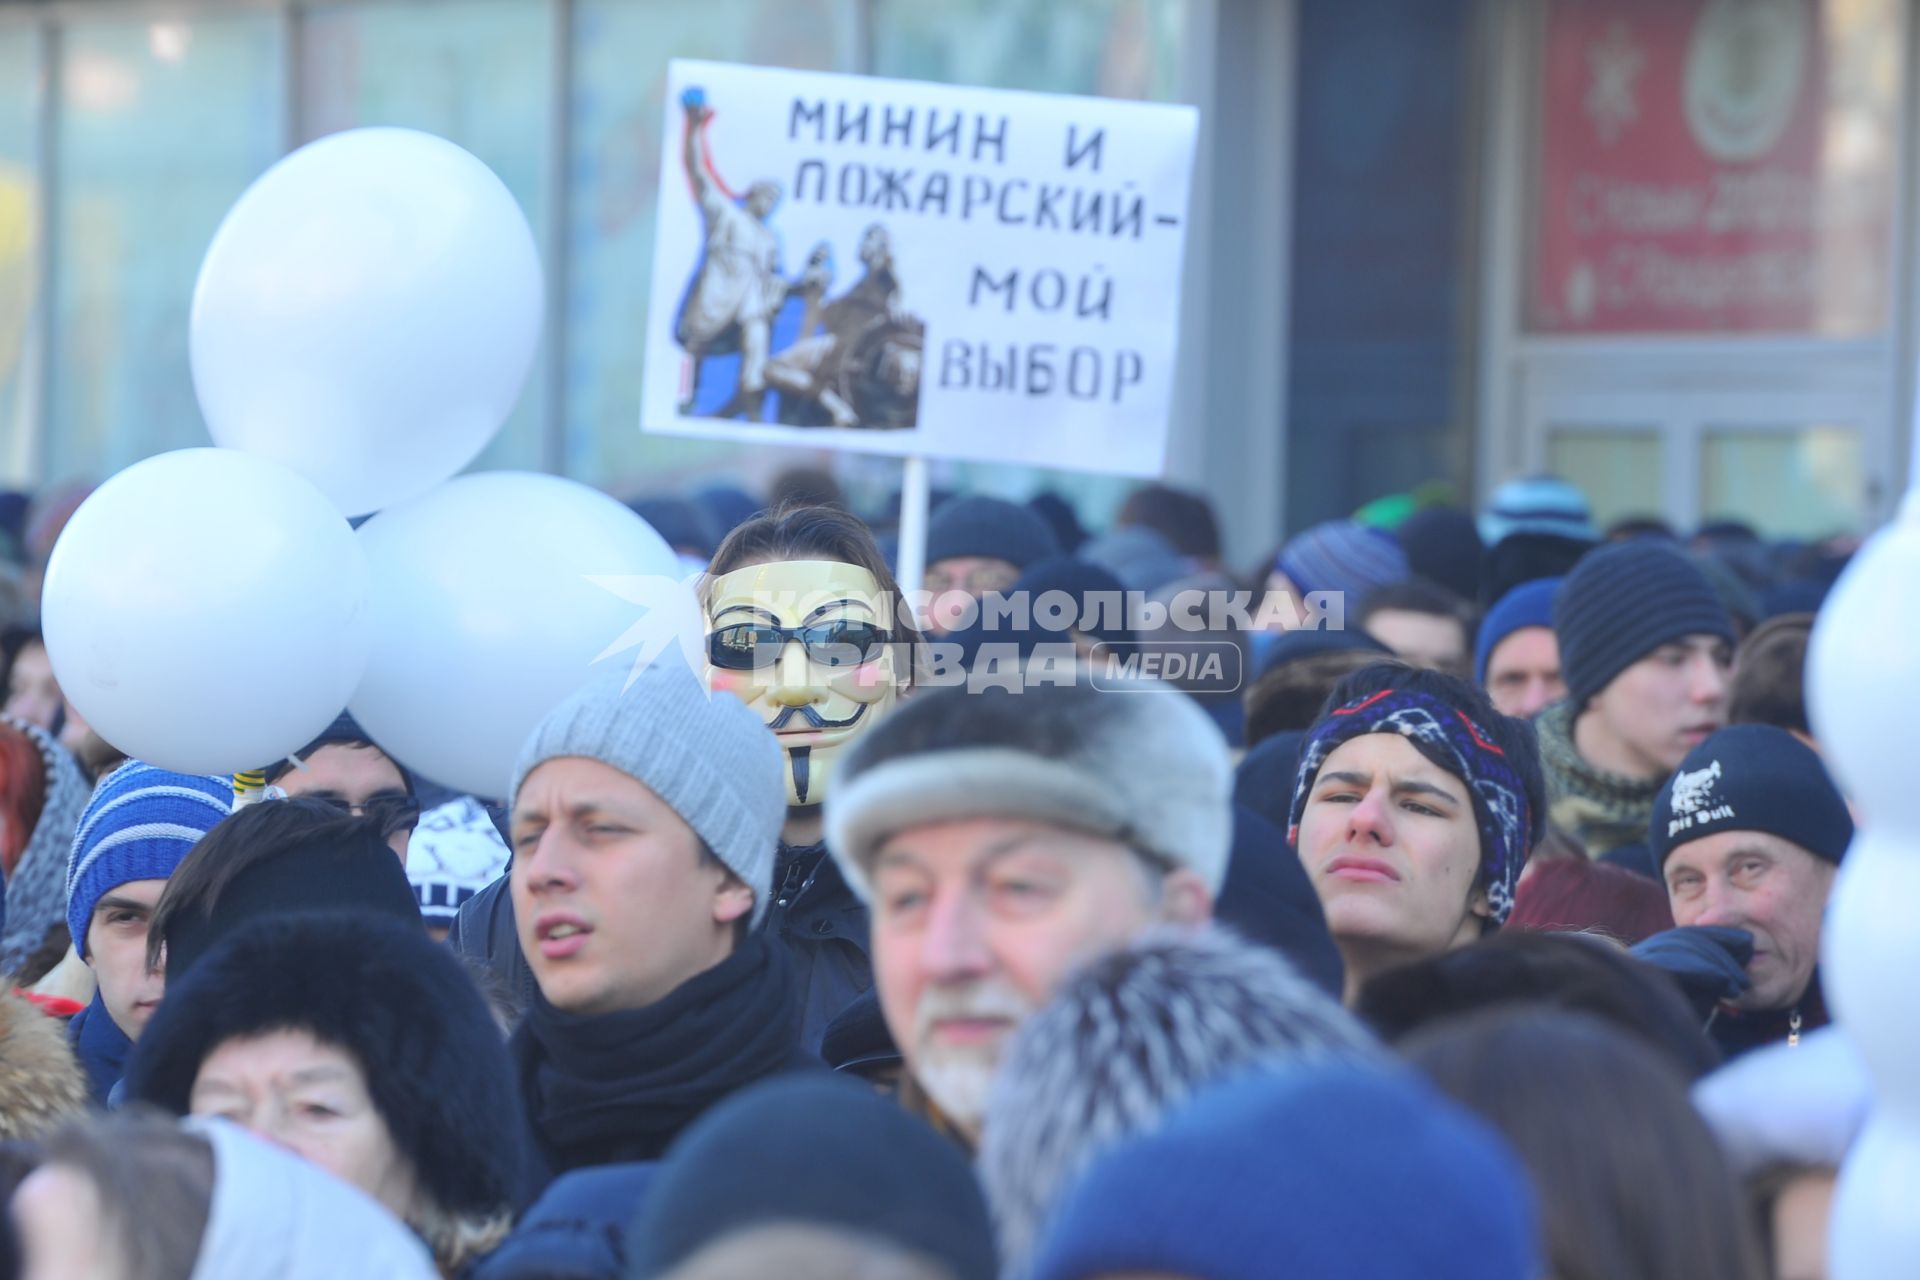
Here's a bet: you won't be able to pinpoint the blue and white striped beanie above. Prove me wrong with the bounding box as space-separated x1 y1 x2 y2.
66 761 231 958
1478 476 1597 547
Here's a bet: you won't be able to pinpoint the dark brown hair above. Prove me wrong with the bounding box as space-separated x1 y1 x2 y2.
705 503 920 679
1354 578 1476 632
146 798 396 971
1243 648 1390 747
1404 1008 1762 1280
1729 613 1813 737
1116 483 1221 561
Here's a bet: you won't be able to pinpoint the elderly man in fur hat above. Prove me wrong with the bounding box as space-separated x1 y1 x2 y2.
824 679 1229 1145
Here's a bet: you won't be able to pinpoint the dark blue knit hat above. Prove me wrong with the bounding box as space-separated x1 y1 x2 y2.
1011 556 1132 646
926 496 1059 571
262 711 412 794
1274 520 1409 602
1027 1065 1540 1280
1649 724 1853 868
1553 543 1734 708
1475 577 1562 684
1255 621 1392 680
630 1074 997 1280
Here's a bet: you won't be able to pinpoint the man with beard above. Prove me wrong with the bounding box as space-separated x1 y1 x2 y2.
823 679 1227 1146
702 505 908 1053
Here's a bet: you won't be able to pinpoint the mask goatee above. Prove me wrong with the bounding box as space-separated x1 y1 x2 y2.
789 746 813 805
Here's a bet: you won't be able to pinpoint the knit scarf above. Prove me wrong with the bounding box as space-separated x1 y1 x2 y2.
0 718 91 975
68 992 132 1107
512 933 810 1174
1534 701 1665 861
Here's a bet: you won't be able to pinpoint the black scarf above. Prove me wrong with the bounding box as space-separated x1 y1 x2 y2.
513 933 813 1174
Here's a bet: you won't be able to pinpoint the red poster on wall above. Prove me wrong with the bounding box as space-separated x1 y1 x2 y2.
1532 0 1891 336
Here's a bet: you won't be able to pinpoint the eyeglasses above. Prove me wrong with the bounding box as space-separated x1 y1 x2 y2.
706 620 886 671
923 565 1019 596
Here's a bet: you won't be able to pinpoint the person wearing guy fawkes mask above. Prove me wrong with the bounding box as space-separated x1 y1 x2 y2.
702 504 909 1054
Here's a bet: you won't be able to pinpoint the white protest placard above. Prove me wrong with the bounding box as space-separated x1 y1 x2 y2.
641 60 1198 477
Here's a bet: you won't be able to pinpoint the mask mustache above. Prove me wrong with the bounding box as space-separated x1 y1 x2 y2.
767 702 868 731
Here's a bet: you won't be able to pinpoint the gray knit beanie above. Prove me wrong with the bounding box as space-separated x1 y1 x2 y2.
510 661 786 926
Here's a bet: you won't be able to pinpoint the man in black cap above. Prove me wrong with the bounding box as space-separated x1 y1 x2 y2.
1537 541 1736 866
920 496 1059 636
1650 724 1851 1058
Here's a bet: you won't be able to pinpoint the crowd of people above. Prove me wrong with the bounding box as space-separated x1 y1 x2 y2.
0 470 1871 1277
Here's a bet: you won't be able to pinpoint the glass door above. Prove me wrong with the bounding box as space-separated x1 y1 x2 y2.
1520 383 1879 538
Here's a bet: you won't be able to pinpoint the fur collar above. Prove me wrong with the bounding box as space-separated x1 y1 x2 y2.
0 988 88 1140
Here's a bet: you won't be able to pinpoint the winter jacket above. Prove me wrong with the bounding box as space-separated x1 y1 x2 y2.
0 987 88 1140
760 841 871 1055
1712 969 1831 1061
448 869 539 1016
467 1163 657 1280
1536 701 1664 861
0 718 91 974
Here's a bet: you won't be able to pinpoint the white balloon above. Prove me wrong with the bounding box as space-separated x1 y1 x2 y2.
1830 1120 1920 1276
40 448 371 775
350 473 699 799
1808 496 1920 837
191 127 543 517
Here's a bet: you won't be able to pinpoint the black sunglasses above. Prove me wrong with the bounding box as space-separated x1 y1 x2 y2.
306 790 422 837
707 620 886 671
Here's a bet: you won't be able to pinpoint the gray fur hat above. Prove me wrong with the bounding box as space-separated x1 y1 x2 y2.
824 680 1232 900
979 926 1379 1273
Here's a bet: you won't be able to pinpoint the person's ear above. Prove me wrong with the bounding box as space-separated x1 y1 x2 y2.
712 868 755 927
1468 884 1493 921
1159 868 1213 926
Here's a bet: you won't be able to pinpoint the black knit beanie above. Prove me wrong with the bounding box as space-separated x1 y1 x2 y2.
1553 542 1734 707
125 911 535 1219
925 496 1060 571
1649 724 1853 868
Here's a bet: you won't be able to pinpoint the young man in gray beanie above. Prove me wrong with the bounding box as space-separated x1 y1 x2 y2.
1537 541 1735 865
505 660 808 1177
823 678 1227 1147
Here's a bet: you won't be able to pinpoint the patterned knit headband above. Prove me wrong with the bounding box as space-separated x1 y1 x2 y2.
1286 688 1534 927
